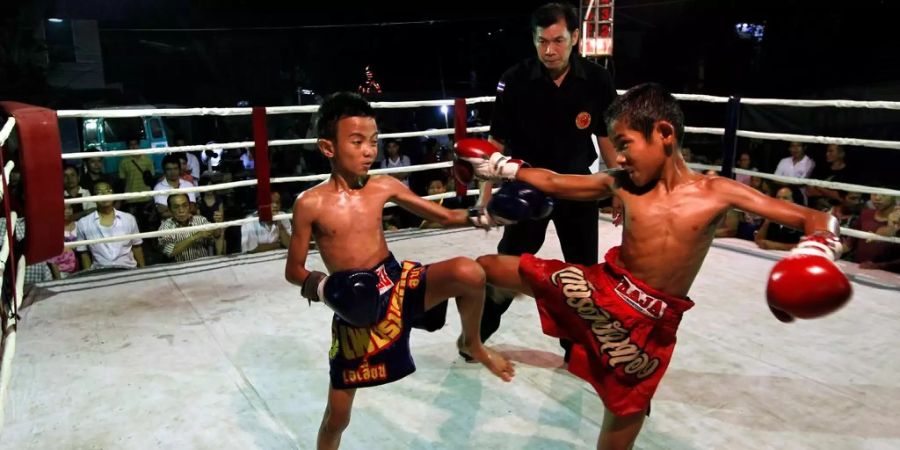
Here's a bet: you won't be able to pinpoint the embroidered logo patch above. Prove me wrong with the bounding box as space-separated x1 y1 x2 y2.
575 111 591 129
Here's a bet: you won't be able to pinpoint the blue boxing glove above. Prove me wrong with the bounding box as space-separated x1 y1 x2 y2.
302 270 386 327
486 181 554 225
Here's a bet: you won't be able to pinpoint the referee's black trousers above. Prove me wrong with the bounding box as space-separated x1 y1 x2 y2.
480 198 600 346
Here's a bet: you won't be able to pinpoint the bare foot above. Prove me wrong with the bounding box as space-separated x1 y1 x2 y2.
461 338 515 382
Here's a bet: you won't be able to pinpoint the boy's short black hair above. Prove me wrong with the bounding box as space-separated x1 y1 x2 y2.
605 83 685 146
316 92 376 141
531 2 579 33
162 153 181 168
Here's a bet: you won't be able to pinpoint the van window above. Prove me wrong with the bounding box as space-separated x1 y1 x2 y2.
103 118 145 142
83 119 101 146
149 119 164 139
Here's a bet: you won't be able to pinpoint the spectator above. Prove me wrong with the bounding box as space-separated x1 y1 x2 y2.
157 194 223 262
735 152 756 185
117 139 155 229
154 154 197 220
63 164 96 221
774 141 815 180
174 138 201 179
419 178 464 229
681 146 693 163
755 186 804 251
807 144 857 210
240 191 291 253
177 153 198 186
849 193 899 272
47 203 80 279
381 139 411 186
80 156 118 196
197 175 225 225
0 217 53 284
75 181 145 270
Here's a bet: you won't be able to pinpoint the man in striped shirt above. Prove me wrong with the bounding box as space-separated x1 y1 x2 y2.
158 194 224 262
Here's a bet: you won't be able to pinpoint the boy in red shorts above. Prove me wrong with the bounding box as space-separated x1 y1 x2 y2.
456 83 851 449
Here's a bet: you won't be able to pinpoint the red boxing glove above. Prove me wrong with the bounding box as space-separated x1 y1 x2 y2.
766 231 852 322
453 139 526 187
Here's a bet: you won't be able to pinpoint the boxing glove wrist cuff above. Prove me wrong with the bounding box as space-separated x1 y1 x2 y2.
302 270 327 304
794 231 842 261
489 152 526 181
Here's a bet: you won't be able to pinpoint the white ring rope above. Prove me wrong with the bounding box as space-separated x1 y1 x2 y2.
734 130 900 150
0 117 15 148
63 161 456 205
0 162 13 203
60 127 490 161
53 94 900 251
65 189 484 249
689 163 900 197
57 96 500 119
612 90 900 109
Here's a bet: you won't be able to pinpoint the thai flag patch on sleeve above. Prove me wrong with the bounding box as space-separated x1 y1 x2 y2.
496 81 506 93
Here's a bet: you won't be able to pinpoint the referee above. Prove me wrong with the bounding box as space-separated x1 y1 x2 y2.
481 2 618 361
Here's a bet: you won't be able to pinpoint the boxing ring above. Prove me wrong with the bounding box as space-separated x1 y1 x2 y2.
1 92 899 449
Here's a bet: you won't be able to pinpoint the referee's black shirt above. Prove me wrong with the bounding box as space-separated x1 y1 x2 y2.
490 54 617 175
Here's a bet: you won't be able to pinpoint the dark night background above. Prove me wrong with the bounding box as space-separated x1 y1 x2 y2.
2 0 900 175
4 0 900 104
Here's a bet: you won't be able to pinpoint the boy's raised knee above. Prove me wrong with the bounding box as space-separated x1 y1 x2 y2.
450 257 486 287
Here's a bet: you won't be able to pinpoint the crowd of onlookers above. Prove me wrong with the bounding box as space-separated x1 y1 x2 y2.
706 141 899 273
19 134 467 283
8 135 898 285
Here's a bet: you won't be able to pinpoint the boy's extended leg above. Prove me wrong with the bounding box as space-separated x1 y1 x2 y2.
423 256 515 381
597 406 647 450
475 254 534 297
317 385 356 450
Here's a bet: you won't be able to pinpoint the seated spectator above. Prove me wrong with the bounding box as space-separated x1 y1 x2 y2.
714 208 742 238
154 154 197 220
755 186 804 251
381 139 411 187
177 153 198 186
63 164 96 221
0 217 54 284
158 194 223 262
240 192 291 253
735 152 756 185
807 144 857 210
117 139 155 230
774 141 816 180
174 138 201 179
749 176 774 196
681 146 693 163
197 175 225 224
80 156 119 197
828 190 864 228
48 204 80 279
75 181 145 270
848 193 900 272
419 178 465 229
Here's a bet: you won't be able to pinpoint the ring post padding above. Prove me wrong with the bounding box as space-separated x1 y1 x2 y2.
252 106 273 222
453 98 468 197
0 102 64 264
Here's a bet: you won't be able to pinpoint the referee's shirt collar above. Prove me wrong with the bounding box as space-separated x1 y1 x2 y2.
529 53 588 82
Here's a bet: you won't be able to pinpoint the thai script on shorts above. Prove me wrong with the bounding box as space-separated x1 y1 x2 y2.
550 266 660 379
343 362 388 385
